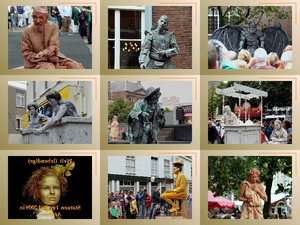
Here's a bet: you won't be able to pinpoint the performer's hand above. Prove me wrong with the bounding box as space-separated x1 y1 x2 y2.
140 63 146 69
34 128 43 136
246 196 253 202
42 49 51 57
158 50 166 57
34 51 44 58
49 56 59 63
142 112 150 120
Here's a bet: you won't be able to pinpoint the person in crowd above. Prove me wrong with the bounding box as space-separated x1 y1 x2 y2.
149 187 160 219
262 119 272 140
109 201 118 219
233 59 248 69
153 205 161 219
249 48 276 69
267 52 281 69
17 6 25 27
187 190 192 206
145 193 151 217
208 121 218 144
238 49 251 64
281 50 292 69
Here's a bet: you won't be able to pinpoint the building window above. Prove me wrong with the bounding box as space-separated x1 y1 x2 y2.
16 91 25 108
108 7 145 69
16 114 23 130
151 157 158 176
126 156 135 175
208 8 219 35
164 159 170 177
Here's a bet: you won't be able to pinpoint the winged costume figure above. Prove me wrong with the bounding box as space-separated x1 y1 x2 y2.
210 13 289 57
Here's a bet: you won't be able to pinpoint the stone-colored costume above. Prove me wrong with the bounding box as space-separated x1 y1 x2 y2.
21 21 84 69
269 127 287 144
139 29 179 69
21 113 49 134
53 100 78 118
127 98 165 144
161 172 187 200
240 181 264 219
221 112 238 126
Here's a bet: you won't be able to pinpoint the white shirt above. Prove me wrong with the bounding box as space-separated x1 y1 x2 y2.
57 6 72 18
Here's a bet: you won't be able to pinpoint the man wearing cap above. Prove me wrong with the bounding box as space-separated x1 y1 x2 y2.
127 86 165 144
161 161 187 213
139 15 179 69
21 6 84 69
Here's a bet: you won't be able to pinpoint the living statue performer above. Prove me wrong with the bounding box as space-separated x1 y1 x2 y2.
139 15 179 69
269 120 288 144
20 102 49 134
127 87 165 144
239 168 267 219
210 11 289 58
238 13 264 56
110 116 119 141
21 6 84 69
34 90 78 135
161 161 187 213
221 105 238 126
22 162 75 219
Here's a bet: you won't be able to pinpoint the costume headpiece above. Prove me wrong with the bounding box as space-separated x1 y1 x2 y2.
33 6 48 14
144 87 161 100
51 162 75 183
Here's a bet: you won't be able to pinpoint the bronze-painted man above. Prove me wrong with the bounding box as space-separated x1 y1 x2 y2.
21 6 84 69
139 15 179 69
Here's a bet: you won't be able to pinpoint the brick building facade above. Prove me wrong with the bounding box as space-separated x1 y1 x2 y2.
152 6 192 69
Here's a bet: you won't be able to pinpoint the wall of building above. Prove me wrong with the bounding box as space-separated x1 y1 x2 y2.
8 86 26 134
152 6 192 69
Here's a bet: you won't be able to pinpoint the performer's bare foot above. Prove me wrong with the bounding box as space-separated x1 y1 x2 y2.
169 206 180 213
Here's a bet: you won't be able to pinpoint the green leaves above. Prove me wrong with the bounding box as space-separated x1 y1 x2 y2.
108 98 134 123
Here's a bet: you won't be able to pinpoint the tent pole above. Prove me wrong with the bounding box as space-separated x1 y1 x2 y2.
222 95 224 115
261 96 263 126
239 92 241 121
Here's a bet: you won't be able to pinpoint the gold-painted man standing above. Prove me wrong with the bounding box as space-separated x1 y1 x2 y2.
161 161 187 213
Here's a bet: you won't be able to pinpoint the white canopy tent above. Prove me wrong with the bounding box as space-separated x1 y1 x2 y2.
216 83 268 124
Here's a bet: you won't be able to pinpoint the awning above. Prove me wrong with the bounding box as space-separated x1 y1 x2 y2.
184 113 192 117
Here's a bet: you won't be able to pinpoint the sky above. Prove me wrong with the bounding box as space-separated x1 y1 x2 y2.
141 81 192 103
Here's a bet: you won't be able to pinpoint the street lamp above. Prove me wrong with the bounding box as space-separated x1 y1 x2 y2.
150 176 155 182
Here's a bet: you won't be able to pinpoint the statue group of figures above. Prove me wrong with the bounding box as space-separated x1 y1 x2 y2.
20 90 78 136
221 106 288 144
210 12 290 58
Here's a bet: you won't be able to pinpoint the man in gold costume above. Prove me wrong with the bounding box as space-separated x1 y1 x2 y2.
161 161 187 213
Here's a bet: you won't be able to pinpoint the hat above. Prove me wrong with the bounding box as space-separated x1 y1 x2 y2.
173 161 184 166
144 87 161 100
33 6 48 14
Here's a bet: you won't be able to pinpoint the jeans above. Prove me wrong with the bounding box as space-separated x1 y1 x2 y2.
87 20 92 44
138 204 145 219
187 198 192 206
149 202 158 219
10 14 16 29
146 206 150 215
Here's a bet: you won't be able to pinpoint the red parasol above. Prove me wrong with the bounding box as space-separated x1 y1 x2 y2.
208 191 235 209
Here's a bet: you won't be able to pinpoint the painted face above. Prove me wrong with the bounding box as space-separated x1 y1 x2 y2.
48 98 58 106
157 17 168 30
33 12 47 26
40 176 61 206
29 106 36 114
275 123 281 130
173 166 180 174
249 23 257 34
250 174 259 183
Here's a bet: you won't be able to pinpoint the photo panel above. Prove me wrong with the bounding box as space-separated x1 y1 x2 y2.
101 149 200 223
200 75 298 150
1 75 100 150
0 150 100 224
200 0 297 75
201 150 297 223
100 0 200 75
1 1 100 75
101 75 200 150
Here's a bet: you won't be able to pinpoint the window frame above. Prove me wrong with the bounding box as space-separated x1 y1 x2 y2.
108 6 145 69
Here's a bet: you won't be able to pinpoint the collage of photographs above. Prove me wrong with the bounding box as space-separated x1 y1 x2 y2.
0 0 298 225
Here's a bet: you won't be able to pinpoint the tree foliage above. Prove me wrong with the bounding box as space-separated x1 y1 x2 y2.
209 6 292 28
165 107 174 113
208 81 292 119
208 156 292 213
108 98 134 123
